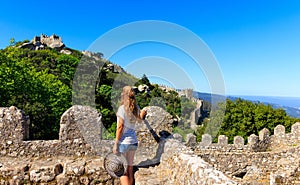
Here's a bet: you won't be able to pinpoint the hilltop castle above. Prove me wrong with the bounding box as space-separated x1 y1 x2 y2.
19 34 72 54
32 34 64 49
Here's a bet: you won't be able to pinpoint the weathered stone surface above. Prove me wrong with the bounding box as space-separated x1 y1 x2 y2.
59 105 103 154
135 139 237 185
218 135 228 145
0 106 29 143
29 162 63 182
259 128 270 141
0 157 119 184
185 133 196 147
172 133 183 142
2 105 300 184
274 124 285 137
201 134 212 146
134 106 173 166
248 134 259 145
234 136 244 147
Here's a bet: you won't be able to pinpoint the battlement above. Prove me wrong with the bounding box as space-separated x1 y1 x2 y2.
184 122 300 152
1 105 299 156
0 105 173 159
0 106 106 157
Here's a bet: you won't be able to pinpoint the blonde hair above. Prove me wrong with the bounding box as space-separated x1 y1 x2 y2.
120 86 139 123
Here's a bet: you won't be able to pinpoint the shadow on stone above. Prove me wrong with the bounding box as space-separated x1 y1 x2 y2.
134 120 171 177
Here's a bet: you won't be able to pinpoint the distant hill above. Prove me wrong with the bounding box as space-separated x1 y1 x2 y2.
193 92 300 118
236 96 300 108
192 91 226 104
228 95 300 118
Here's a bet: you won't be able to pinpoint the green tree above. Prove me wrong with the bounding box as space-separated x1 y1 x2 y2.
9 38 15 46
134 74 152 88
0 47 71 139
196 98 300 143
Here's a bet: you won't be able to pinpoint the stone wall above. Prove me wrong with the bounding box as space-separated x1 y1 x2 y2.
0 105 110 158
0 105 120 184
135 138 237 185
187 123 300 184
1 105 300 184
186 122 300 152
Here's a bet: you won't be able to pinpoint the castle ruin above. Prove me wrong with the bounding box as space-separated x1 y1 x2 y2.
19 34 71 54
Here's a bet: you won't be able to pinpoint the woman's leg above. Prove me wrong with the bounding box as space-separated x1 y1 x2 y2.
119 145 136 185
120 174 130 185
126 150 136 185
120 151 130 185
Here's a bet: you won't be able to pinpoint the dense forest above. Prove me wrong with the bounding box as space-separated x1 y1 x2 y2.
1 39 299 142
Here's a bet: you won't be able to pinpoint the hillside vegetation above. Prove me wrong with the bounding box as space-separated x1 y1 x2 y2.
0 41 186 139
1 39 299 142
196 98 300 143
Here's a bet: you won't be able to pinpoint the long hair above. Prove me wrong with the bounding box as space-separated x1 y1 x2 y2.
120 86 139 123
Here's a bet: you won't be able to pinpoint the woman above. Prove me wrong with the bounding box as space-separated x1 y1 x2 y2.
113 86 147 185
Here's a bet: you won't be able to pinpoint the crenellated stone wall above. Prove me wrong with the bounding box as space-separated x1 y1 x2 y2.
186 123 300 184
1 105 300 184
185 122 300 153
0 105 121 184
0 105 110 158
0 105 238 184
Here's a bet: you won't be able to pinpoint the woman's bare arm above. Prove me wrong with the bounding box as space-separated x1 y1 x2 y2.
113 117 124 154
139 109 147 120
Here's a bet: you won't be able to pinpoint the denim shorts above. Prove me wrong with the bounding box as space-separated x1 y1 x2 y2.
118 143 138 153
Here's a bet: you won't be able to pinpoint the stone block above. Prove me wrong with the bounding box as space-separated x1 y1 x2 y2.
291 122 300 136
136 106 173 147
248 134 258 146
259 128 270 141
201 134 212 146
274 125 285 137
234 136 244 147
218 135 228 145
59 105 102 153
173 133 183 142
0 106 29 143
186 133 196 147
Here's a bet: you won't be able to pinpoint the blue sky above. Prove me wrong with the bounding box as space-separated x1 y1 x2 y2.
1 0 300 97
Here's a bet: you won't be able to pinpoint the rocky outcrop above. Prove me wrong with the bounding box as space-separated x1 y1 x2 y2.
132 84 150 94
